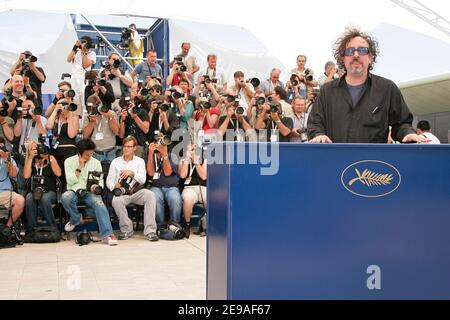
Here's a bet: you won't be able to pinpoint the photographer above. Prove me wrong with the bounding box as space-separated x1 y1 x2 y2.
255 101 293 142
291 55 318 88
67 36 97 115
289 97 308 143
101 53 133 111
23 140 61 233
130 50 163 83
119 96 150 159
9 51 46 108
146 137 182 229
197 54 227 90
82 95 120 165
61 139 117 246
270 86 294 117
107 136 158 241
317 61 340 87
285 73 306 102
228 71 255 115
247 90 266 127
2 75 37 123
166 56 192 89
45 94 80 173
148 90 182 141
128 24 144 67
178 143 206 238
0 112 14 146
45 81 77 117
260 68 284 97
84 71 115 112
193 95 220 134
0 138 24 228
177 42 200 81
217 99 255 142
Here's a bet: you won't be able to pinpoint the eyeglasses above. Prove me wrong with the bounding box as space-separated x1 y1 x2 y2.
344 47 370 57
123 145 135 149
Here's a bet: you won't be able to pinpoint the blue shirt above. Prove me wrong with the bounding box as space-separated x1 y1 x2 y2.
0 158 17 191
134 62 163 81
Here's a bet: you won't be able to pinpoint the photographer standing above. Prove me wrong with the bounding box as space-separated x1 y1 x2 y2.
61 139 118 246
130 50 163 83
9 51 46 108
0 139 24 228
289 97 308 143
45 82 77 118
260 68 284 97
178 42 200 82
46 97 80 173
291 55 318 88
101 53 133 112
148 91 182 142
197 54 227 90
84 71 115 111
67 36 97 115
178 143 207 238
166 57 192 89
119 98 150 159
23 141 61 233
2 75 36 123
107 136 158 241
82 95 120 166
147 138 182 229
128 24 144 67
255 101 293 142
270 86 294 118
217 101 254 142
228 71 255 115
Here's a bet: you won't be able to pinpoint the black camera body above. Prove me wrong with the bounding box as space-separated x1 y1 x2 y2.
198 101 211 110
60 101 78 112
113 176 141 197
31 175 46 201
77 171 103 197
120 28 132 48
36 135 49 158
303 69 313 82
202 75 217 85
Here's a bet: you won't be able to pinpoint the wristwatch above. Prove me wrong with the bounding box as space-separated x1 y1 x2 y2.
75 168 81 173
161 156 169 161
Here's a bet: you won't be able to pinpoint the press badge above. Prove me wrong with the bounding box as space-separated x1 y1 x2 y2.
184 177 192 185
153 172 160 180
53 141 59 149
270 130 278 142
236 134 244 142
95 132 104 141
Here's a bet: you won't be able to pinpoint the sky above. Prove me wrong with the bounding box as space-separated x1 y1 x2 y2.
1 0 449 76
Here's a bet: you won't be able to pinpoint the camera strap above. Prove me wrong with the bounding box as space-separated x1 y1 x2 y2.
35 164 43 177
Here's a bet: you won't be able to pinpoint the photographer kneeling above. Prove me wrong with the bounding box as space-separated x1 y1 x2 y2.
61 139 117 246
107 136 158 241
178 144 207 238
23 140 61 233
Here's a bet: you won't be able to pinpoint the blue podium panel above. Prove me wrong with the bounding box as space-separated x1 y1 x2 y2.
207 143 450 300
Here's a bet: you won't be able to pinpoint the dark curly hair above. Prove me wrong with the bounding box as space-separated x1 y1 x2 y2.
333 26 380 71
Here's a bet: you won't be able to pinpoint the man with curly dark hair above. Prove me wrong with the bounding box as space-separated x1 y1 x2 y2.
307 27 429 144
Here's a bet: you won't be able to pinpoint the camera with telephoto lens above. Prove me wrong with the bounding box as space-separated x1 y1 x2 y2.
96 78 106 87
198 101 211 110
167 222 186 239
0 106 7 117
113 176 140 197
202 75 217 85
80 39 92 50
159 103 171 112
31 175 46 201
268 102 279 114
76 171 104 198
302 69 313 82
60 101 78 112
255 96 266 106
235 106 245 116
63 89 76 99
290 74 300 86
169 89 184 101
153 131 172 147
246 77 260 88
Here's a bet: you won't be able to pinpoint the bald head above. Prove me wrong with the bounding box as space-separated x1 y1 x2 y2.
11 75 24 95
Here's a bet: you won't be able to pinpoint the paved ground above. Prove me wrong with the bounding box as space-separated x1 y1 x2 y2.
0 232 206 300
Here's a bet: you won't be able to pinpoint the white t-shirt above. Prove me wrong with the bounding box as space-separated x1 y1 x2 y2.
421 132 441 144
71 50 97 79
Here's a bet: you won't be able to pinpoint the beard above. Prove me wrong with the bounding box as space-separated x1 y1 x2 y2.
347 59 365 75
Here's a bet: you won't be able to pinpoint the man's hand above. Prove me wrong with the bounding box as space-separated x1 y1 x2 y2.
119 170 135 180
402 133 431 144
291 128 301 137
120 110 128 121
148 143 157 155
309 135 332 143
271 112 281 122
89 114 99 123
114 182 121 189
155 144 169 157
110 67 121 78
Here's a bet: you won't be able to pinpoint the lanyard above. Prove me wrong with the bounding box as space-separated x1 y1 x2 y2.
97 116 103 132
154 154 160 173
159 115 163 131
35 164 43 176
188 162 196 178
24 119 33 141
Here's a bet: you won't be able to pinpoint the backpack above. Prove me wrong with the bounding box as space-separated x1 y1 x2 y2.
0 223 23 249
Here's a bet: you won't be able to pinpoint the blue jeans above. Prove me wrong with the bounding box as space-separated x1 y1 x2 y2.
150 187 182 228
25 191 57 232
93 147 117 164
61 191 113 238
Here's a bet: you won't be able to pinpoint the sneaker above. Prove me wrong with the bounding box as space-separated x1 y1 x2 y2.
65 222 76 232
183 223 191 239
103 235 118 246
146 232 159 242
118 231 134 240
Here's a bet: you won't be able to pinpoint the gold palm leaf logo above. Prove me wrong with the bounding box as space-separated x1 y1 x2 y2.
348 169 394 188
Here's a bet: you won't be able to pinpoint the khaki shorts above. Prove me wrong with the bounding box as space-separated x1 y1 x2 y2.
182 186 207 205
0 191 21 217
